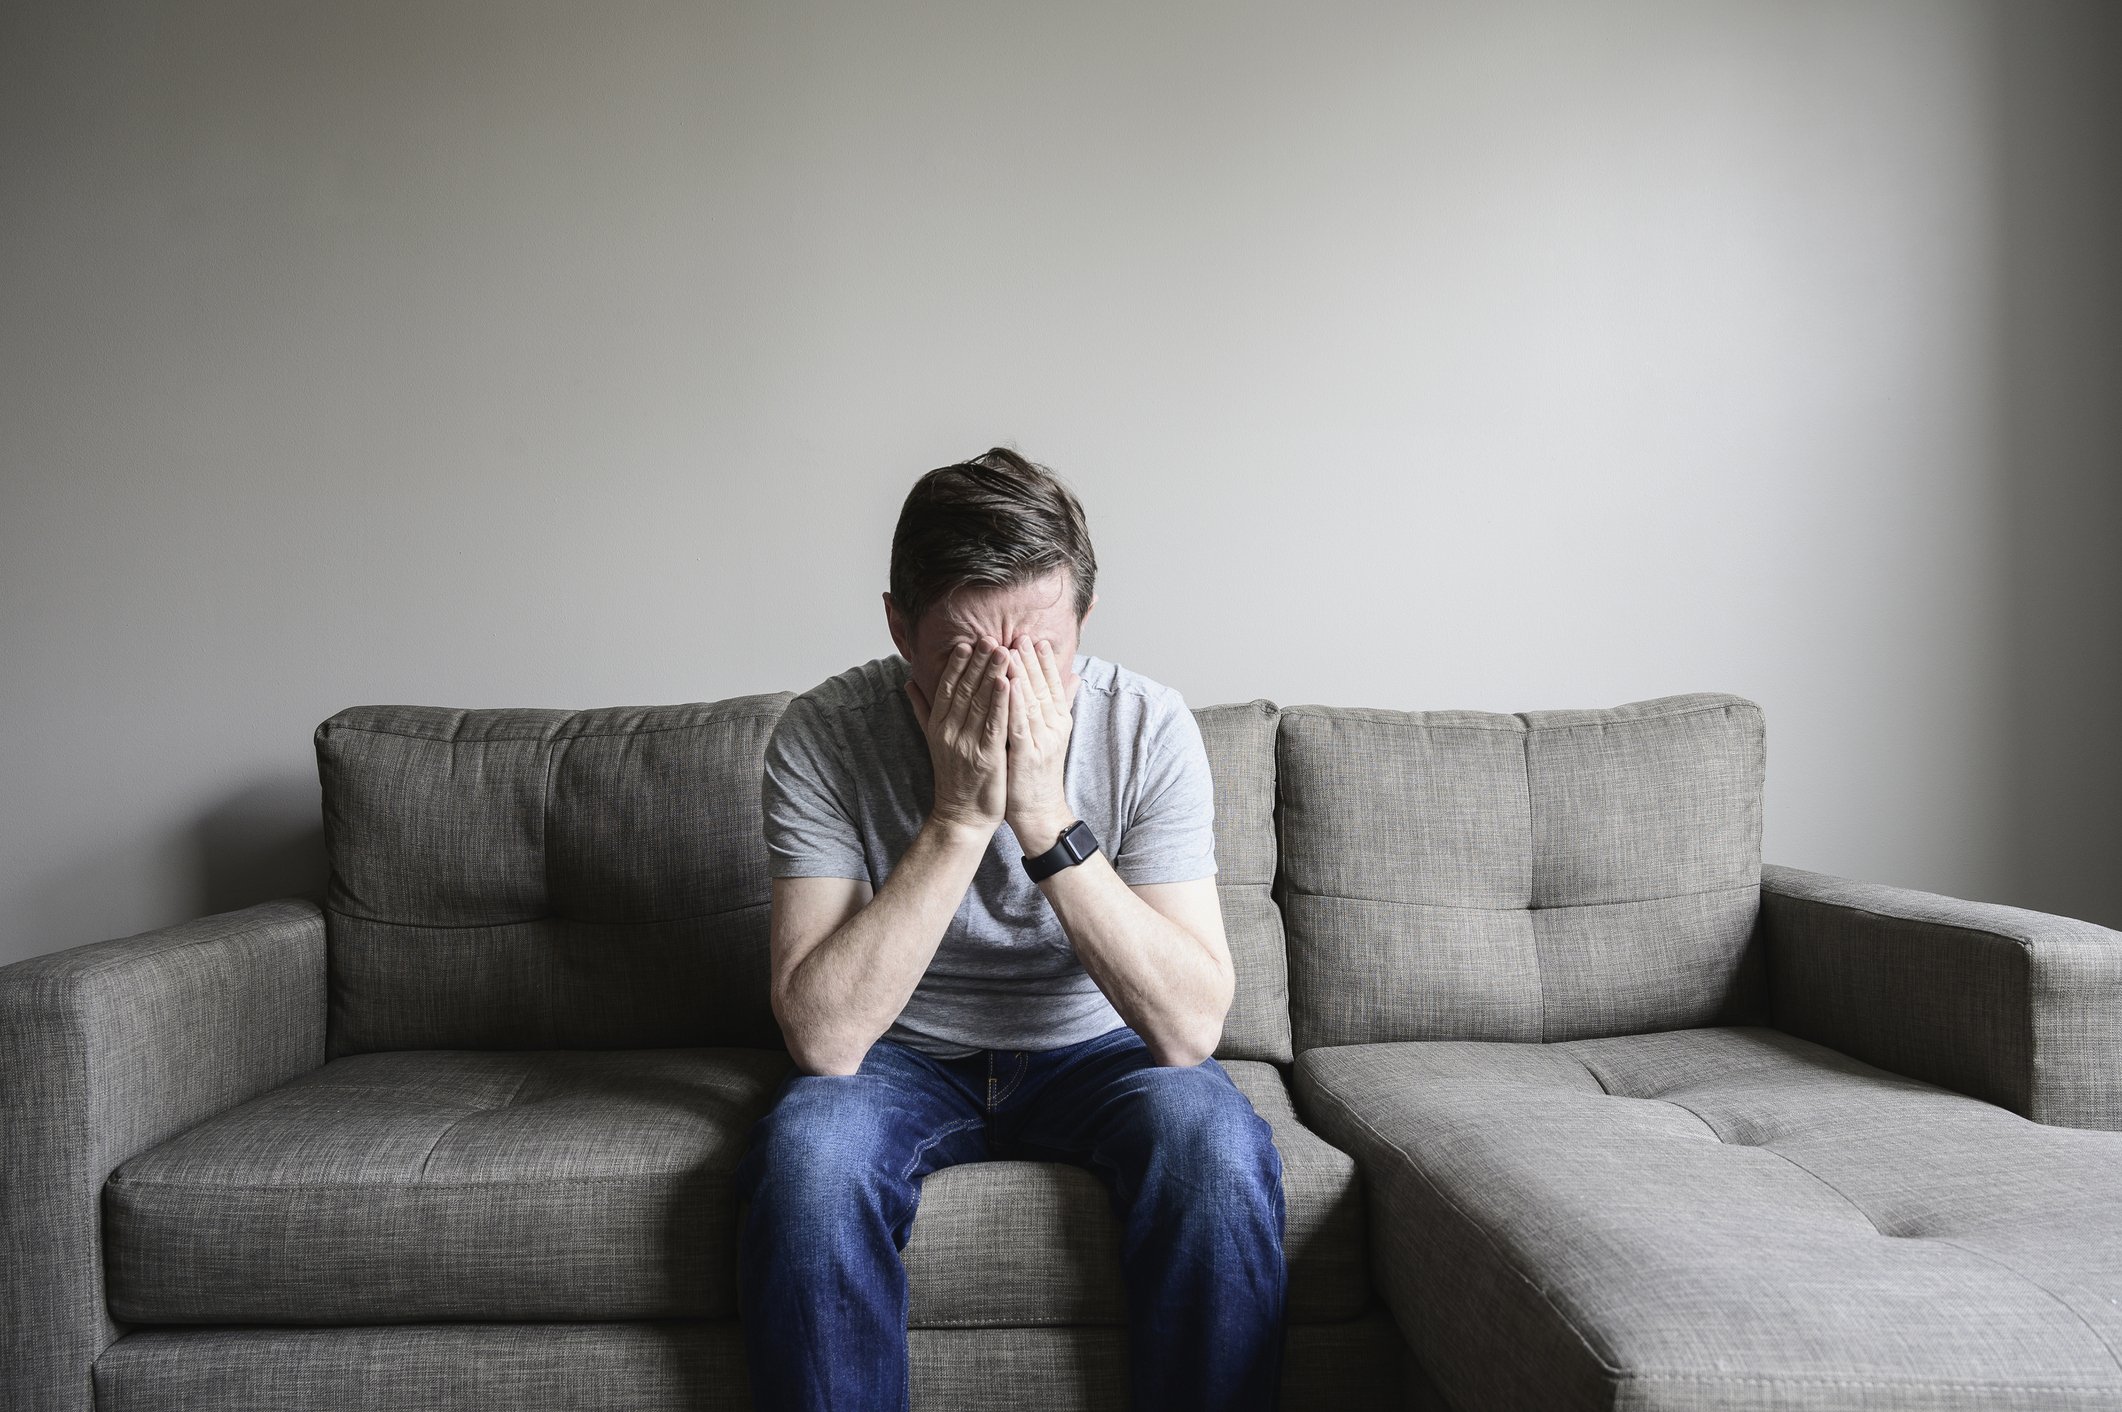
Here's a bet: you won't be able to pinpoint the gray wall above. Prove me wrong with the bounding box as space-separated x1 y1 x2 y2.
3 0 2117 967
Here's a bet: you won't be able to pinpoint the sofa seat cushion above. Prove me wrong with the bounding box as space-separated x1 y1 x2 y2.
105 1048 793 1323
105 1051 1367 1327
1295 1025 2122 1412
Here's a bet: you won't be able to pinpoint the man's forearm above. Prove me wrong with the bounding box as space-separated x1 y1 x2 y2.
1030 834 1231 1067
779 815 992 1075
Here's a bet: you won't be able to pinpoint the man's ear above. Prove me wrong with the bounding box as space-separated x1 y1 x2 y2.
883 592 912 660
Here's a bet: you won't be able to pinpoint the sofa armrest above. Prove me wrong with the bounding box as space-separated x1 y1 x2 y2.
0 898 326 1412
1761 863 2122 1130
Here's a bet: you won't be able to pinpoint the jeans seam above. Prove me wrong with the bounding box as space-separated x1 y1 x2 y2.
990 1051 1029 1107
897 1114 987 1187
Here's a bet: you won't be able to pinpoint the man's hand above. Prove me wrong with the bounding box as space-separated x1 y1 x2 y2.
903 639 1012 832
1002 632 1081 855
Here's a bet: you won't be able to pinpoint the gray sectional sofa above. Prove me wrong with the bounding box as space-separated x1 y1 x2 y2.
7 687 2122 1411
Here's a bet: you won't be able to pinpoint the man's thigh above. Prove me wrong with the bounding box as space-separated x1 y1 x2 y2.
735 1040 990 1240
992 1026 1281 1202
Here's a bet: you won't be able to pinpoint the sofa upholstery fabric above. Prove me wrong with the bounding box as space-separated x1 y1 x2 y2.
105 1050 1366 1326
1192 698 1294 1062
1275 693 1768 1051
316 700 789 1057
105 1047 789 1323
90 1313 1417 1412
1295 1025 2122 1412
1763 863 2122 1130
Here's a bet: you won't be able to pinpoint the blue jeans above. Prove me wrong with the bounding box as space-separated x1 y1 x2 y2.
731 1024 1288 1411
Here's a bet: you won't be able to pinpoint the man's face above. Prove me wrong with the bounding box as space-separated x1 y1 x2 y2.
885 568 1095 715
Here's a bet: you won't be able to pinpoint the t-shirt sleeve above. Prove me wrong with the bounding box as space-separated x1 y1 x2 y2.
760 695 870 881
1110 692 1220 886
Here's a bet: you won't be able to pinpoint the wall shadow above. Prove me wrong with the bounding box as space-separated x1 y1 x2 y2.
194 777 328 917
1994 1 2122 928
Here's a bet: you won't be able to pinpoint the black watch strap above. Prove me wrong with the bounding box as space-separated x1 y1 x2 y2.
1023 819 1100 882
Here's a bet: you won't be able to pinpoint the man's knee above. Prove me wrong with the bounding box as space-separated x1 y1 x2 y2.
740 1074 907 1218
1130 1064 1283 1192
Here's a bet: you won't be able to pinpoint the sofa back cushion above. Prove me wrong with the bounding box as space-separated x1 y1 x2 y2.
1194 700 1291 1062
316 699 787 1058
316 694 1294 1062
1275 692 1767 1051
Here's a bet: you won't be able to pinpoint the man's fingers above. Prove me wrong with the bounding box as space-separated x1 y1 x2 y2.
978 644 1011 734
986 662 1009 736
1033 638 1069 717
935 641 975 734
945 642 995 740
1007 650 1033 742
1012 637 1052 715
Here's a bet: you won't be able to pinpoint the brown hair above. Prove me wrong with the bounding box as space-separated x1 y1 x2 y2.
888 447 1097 643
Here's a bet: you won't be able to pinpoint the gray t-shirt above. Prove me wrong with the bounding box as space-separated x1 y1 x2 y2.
760 651 1219 1058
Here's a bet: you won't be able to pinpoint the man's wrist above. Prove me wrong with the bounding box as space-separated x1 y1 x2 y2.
1010 810 1078 857
925 811 997 852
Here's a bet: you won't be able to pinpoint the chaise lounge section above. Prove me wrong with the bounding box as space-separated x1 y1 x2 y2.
1277 696 2122 1411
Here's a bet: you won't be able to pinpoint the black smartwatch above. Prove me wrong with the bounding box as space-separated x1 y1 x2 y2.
1023 819 1100 883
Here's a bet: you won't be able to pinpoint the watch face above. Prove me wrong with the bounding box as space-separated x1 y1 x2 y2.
1063 820 1096 860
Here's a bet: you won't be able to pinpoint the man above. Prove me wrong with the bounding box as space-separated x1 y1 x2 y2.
731 448 1287 1412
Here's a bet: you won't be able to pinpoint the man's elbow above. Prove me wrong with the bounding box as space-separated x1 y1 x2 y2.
772 986 867 1077
794 1047 865 1077
785 1025 868 1077
1167 961 1236 1067
1149 1010 1226 1069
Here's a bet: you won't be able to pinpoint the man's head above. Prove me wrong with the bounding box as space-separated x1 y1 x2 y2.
883 447 1099 709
